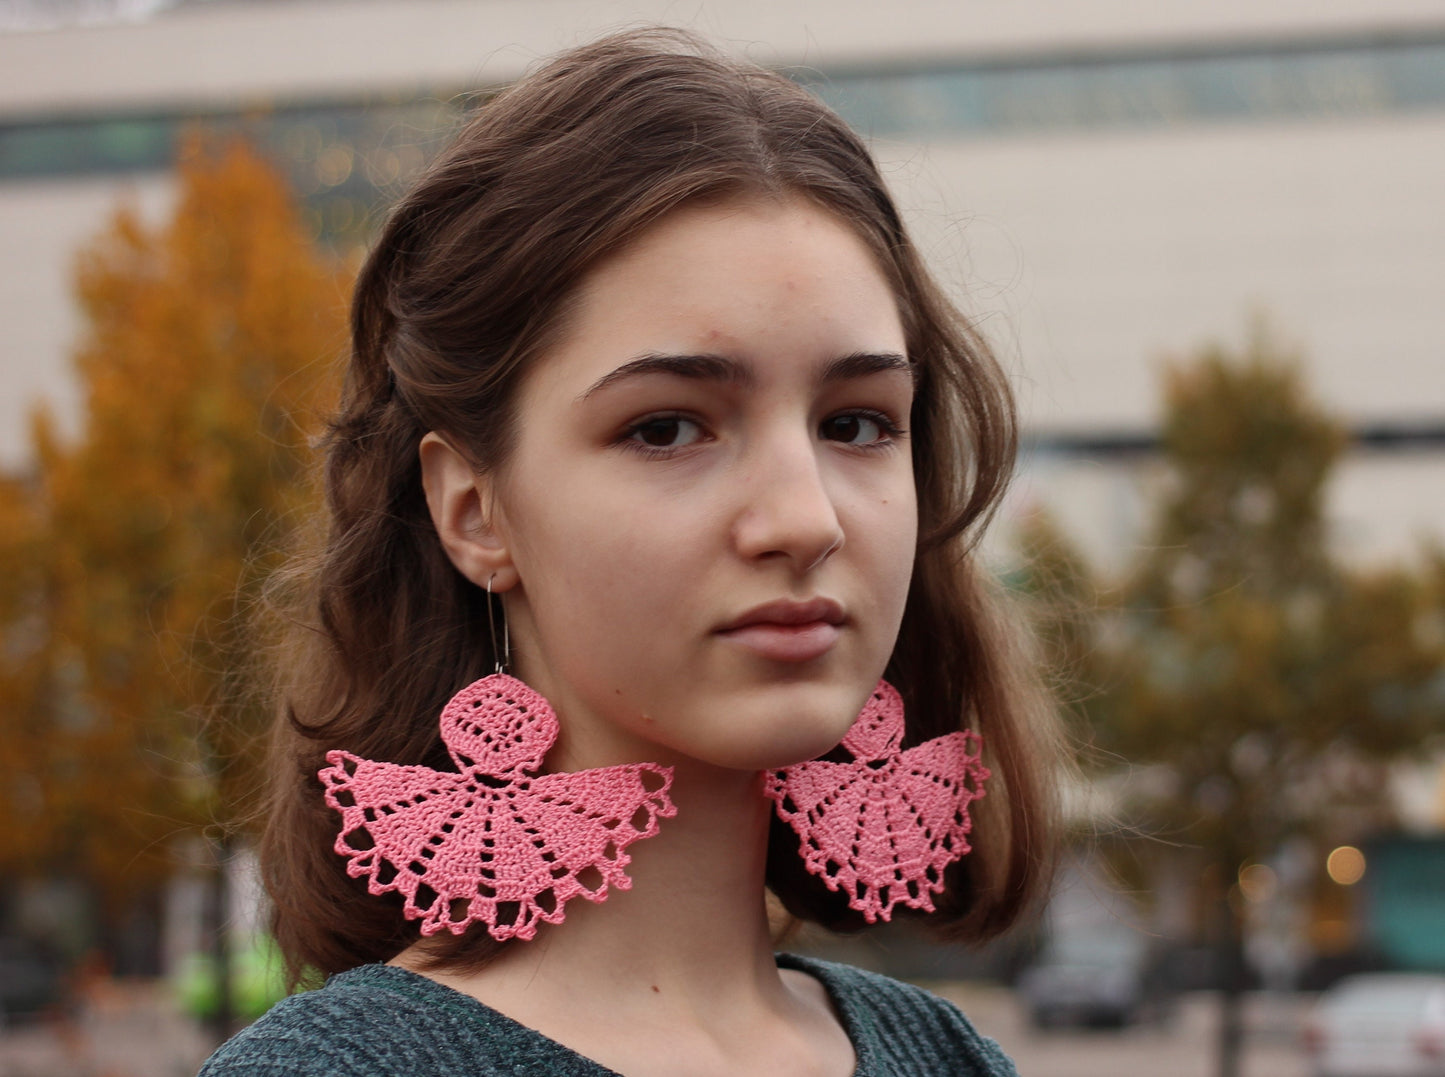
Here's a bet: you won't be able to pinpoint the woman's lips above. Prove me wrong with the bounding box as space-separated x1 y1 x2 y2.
715 598 845 662
716 621 842 662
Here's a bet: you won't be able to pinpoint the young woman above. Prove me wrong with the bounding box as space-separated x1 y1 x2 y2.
202 28 1062 1077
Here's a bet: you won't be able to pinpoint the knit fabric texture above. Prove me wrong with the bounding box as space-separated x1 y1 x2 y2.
318 674 676 941
198 954 1017 1076
766 681 989 923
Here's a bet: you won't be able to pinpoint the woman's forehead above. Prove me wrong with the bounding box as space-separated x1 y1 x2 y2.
519 198 908 395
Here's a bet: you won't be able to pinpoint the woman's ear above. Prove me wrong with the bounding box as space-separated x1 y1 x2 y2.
418 432 520 592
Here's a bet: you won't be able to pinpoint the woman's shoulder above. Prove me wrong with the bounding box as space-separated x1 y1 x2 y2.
777 953 1018 1077
197 963 615 1077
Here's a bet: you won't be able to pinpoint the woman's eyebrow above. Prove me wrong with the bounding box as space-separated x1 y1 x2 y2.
822 351 915 386
578 349 914 402
578 352 752 400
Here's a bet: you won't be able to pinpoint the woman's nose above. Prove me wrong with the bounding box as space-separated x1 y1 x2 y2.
730 437 845 572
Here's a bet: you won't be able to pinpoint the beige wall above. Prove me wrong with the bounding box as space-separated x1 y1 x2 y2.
3 0 1442 116
0 174 174 460
883 110 1445 431
995 449 1445 575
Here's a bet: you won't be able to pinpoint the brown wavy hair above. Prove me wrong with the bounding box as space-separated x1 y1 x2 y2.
263 27 1062 984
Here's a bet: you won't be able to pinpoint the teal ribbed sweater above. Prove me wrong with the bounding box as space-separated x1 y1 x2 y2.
199 953 1016 1075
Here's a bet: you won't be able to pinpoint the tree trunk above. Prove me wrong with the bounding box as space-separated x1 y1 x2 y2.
203 834 234 1045
1216 890 1247 1077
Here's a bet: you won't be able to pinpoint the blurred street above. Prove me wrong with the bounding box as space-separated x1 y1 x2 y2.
0 979 1312 1077
0 979 210 1077
938 983 1311 1077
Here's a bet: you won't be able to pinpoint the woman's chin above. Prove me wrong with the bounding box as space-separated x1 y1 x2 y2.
580 678 878 773
715 683 874 769
678 716 860 773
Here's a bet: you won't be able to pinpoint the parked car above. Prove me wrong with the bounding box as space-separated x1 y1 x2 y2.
0 937 66 1025
1303 973 1445 1077
1017 929 1171 1029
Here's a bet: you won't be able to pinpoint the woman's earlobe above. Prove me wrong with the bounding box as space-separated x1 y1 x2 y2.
418 432 520 591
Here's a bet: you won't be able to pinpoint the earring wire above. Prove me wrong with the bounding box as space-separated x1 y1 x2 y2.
486 575 509 675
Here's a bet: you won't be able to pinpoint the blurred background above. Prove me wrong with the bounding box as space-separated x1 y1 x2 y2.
0 2 1442 1076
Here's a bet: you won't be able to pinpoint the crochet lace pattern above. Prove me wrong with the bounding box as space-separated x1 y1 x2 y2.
319 674 676 941
765 680 989 923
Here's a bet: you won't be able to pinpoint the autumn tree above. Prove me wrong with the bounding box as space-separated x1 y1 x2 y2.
0 475 49 877
1020 333 1445 1077
0 135 346 993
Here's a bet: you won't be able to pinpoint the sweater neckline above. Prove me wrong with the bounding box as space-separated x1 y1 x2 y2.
777 952 878 1076
342 953 871 1077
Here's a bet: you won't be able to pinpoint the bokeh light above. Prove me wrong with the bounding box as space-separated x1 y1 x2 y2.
1237 862 1278 903
1326 845 1367 886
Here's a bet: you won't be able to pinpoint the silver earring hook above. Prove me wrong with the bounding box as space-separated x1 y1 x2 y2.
486 575 509 675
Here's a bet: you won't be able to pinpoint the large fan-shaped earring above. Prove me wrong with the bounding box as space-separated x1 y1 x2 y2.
764 680 988 923
317 578 676 941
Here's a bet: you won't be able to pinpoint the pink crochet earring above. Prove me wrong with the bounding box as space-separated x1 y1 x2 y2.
318 584 676 942
764 680 988 923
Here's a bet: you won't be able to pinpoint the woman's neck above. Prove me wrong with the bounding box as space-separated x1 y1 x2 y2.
395 761 781 1011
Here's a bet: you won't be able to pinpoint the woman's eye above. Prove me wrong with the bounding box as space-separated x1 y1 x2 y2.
626 416 704 449
820 412 896 446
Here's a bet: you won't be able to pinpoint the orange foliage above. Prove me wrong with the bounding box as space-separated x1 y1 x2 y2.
0 474 48 870
1 135 348 894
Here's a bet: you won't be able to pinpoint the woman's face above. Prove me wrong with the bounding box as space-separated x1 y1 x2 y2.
473 197 916 772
